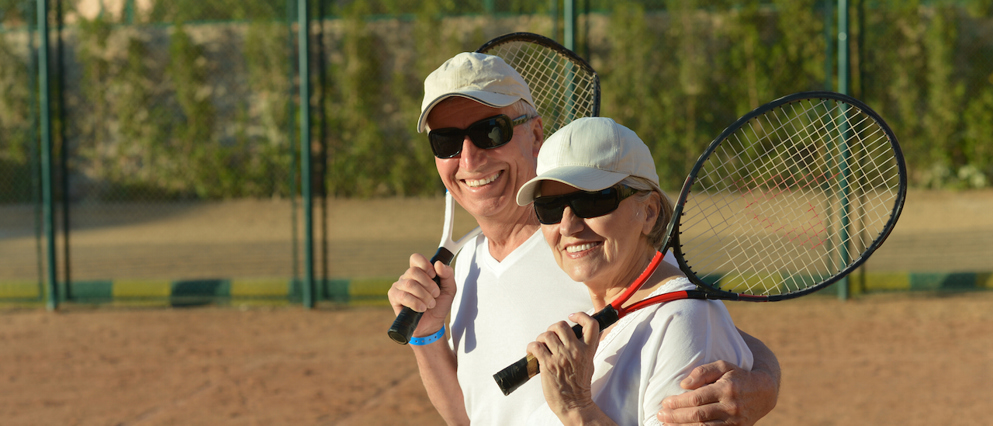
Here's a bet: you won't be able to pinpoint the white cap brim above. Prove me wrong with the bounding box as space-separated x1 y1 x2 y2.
516 166 630 206
417 91 522 133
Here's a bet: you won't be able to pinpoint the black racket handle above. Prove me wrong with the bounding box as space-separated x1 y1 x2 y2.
387 247 456 345
493 306 619 396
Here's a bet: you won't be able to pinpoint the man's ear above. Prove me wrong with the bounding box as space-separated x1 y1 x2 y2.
531 117 545 157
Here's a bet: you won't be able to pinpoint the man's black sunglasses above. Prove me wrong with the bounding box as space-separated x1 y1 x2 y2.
533 185 641 225
429 114 533 159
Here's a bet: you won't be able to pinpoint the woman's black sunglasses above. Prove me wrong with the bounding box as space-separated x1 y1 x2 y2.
429 114 533 159
533 185 641 225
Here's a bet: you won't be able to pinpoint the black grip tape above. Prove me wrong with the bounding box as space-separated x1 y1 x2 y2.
388 308 424 345
493 306 621 395
493 356 532 396
387 247 457 345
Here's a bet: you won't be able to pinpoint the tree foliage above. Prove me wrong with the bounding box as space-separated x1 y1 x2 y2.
0 0 990 203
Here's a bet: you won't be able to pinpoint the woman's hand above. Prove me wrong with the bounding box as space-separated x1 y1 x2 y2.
528 312 607 424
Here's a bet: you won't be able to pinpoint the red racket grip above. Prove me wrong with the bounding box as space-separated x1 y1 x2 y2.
388 247 456 345
493 306 619 396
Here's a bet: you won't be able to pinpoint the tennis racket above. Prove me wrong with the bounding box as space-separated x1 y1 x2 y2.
388 33 601 344
476 32 601 137
388 191 482 344
494 91 907 395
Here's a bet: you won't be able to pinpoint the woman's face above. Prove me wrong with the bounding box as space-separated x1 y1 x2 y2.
538 180 657 291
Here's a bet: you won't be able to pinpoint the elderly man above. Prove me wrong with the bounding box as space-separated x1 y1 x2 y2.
389 52 779 426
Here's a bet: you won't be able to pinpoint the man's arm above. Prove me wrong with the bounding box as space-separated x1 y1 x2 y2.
657 328 780 426
388 255 469 425
411 337 469 426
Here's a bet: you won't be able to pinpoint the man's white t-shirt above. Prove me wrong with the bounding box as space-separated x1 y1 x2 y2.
449 230 690 426
450 231 590 426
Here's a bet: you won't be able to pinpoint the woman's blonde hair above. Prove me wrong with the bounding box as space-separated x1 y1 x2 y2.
620 176 673 250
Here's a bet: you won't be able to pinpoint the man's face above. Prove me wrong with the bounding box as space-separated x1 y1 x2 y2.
426 97 542 222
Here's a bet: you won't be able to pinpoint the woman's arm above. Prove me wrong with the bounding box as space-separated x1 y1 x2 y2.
657 328 780 426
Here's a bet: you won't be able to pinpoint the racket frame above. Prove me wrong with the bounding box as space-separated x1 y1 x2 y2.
668 91 907 302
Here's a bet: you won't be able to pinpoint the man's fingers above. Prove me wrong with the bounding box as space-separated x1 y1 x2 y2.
435 261 454 279
389 259 449 313
388 279 435 312
662 383 724 410
680 360 736 390
657 402 729 425
433 261 456 293
407 253 434 274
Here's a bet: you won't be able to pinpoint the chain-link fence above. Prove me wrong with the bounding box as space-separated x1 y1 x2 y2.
2 0 991 307
2 0 304 306
1 1 44 303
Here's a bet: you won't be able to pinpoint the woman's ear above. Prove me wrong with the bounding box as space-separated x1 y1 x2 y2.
642 192 661 236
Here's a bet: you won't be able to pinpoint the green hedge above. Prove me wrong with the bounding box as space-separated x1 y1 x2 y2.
0 0 990 203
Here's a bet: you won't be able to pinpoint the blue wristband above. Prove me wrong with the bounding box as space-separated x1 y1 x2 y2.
409 325 445 346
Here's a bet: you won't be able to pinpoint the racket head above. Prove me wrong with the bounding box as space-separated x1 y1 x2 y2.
668 91 907 301
476 32 601 137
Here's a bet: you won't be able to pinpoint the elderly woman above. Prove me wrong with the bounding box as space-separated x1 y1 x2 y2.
514 117 753 426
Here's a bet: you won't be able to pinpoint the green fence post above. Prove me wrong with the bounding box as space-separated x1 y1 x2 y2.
26 0 45 303
315 0 329 301
551 0 558 42
298 0 314 308
57 0 71 299
837 0 850 301
824 0 833 90
564 0 575 51
286 0 300 295
36 0 58 310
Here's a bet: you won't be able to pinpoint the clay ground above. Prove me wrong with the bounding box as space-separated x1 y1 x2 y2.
2 294 992 425
1 190 992 425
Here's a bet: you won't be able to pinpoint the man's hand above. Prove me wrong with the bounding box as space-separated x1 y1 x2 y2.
657 360 778 426
386 253 457 338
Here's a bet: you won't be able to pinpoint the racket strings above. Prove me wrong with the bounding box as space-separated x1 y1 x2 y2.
811 102 902 259
684 107 844 293
482 41 597 137
679 98 902 296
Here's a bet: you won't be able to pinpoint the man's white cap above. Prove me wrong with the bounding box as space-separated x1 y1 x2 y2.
417 52 536 133
517 117 662 205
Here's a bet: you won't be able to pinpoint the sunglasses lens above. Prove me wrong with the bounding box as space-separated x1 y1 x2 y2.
429 130 463 159
572 190 617 218
533 198 565 224
533 187 629 224
534 200 565 225
428 115 517 159
467 116 511 149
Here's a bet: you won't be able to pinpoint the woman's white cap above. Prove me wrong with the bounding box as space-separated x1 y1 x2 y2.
517 117 661 205
417 52 536 133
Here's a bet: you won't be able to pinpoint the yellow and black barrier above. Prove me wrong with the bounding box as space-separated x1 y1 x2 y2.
1 272 991 307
